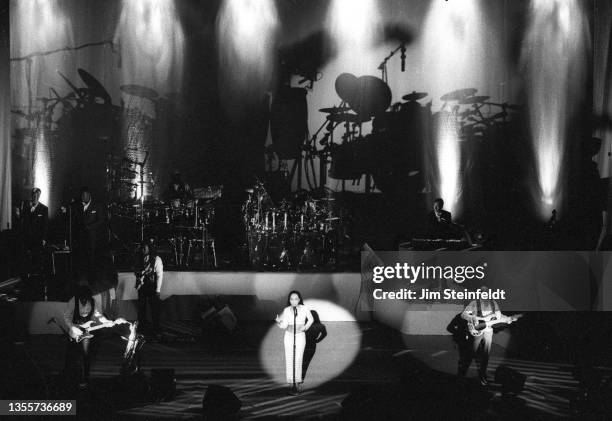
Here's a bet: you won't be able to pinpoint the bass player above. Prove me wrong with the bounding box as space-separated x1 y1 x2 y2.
62 285 126 388
457 285 520 386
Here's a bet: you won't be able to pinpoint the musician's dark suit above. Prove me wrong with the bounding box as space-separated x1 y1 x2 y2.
20 201 49 245
19 201 49 275
75 201 107 283
426 209 454 239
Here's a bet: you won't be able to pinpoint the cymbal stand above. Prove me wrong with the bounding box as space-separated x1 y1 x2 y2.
133 151 149 243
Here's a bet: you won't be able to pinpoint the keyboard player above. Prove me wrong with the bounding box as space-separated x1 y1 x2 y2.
426 198 455 239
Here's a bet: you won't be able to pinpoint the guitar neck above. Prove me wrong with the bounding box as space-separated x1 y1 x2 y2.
80 323 110 332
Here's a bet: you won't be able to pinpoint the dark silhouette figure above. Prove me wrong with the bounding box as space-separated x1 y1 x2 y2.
302 310 327 380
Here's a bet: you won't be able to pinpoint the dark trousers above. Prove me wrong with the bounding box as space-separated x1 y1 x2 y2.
138 286 161 333
75 232 101 285
458 329 493 379
65 338 93 383
21 241 45 275
63 325 130 383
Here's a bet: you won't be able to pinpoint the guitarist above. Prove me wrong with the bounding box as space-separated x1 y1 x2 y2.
135 243 163 336
458 286 503 386
62 285 116 388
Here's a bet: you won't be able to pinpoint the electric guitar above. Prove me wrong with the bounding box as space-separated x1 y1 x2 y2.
71 318 128 343
135 264 154 290
468 313 523 337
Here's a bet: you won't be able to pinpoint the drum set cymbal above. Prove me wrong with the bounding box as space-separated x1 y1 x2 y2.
326 112 371 124
402 91 428 102
78 68 112 104
120 84 159 100
486 102 523 111
459 95 490 105
319 105 351 114
440 88 478 102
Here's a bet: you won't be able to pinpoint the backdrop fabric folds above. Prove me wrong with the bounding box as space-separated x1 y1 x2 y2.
0 1 10 231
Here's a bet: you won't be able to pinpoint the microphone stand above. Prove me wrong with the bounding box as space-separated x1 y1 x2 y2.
377 43 405 83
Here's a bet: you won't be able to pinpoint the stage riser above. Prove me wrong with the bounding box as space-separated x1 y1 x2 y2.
19 301 460 336
116 294 319 322
117 271 363 321
19 272 365 333
18 271 465 335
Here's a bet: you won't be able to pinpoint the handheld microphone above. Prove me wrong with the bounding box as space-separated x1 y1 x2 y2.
293 306 297 317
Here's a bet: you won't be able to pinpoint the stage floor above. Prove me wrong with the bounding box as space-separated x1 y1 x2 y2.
13 321 605 420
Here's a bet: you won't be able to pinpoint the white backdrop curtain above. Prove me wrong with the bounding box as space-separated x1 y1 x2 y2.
0 1 10 231
594 0 612 177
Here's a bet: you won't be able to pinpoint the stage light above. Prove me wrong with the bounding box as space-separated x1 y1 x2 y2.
421 0 487 215
33 129 51 209
11 0 73 56
12 0 72 215
259 299 360 389
114 0 184 201
435 114 462 217
114 0 185 90
522 0 589 220
327 0 381 51
216 0 278 94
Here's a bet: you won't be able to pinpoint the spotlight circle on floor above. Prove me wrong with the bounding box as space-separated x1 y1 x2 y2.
259 299 361 388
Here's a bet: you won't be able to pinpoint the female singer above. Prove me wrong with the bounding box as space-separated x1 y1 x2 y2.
275 290 313 395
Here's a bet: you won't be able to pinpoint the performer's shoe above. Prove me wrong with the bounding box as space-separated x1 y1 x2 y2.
78 381 89 390
288 385 299 396
479 376 489 386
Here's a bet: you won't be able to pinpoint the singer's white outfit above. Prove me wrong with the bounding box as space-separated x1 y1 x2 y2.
277 305 313 384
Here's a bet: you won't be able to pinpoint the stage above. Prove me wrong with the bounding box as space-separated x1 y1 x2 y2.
12 321 595 420
11 271 612 419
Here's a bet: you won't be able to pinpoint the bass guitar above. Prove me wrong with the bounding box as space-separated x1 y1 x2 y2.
70 318 128 343
468 313 523 337
135 264 154 291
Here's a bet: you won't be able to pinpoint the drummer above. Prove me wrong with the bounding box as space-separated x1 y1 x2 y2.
165 171 193 203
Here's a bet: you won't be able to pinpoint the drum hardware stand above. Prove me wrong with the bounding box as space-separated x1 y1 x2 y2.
308 103 347 190
130 151 149 244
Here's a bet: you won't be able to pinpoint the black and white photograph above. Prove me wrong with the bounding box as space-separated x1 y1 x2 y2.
1 0 612 419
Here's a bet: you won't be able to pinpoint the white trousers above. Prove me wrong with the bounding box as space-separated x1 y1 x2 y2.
284 330 306 384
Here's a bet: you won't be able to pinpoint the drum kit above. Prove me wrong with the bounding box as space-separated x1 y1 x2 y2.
242 183 345 270
108 182 222 269
306 64 523 191
12 67 220 269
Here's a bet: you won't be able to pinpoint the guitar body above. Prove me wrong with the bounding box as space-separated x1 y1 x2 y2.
468 314 523 337
135 265 155 291
72 319 127 343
